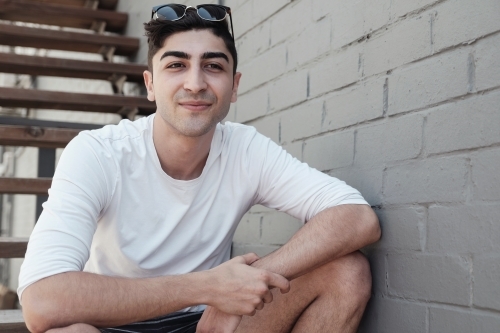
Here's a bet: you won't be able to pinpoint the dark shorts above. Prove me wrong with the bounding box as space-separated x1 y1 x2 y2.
99 311 204 333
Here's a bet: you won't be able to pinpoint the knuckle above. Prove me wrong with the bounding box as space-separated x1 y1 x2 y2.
256 285 268 295
245 305 255 315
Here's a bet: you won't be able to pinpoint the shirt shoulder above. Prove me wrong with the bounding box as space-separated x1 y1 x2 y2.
85 115 152 145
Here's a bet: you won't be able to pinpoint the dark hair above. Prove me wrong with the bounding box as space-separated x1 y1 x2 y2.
144 10 238 75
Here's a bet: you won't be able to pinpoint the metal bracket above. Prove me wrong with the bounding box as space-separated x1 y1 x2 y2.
108 74 127 95
98 45 116 62
117 107 138 120
90 20 107 34
84 0 99 9
26 126 44 138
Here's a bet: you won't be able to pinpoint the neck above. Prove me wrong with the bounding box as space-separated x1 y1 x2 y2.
152 114 215 181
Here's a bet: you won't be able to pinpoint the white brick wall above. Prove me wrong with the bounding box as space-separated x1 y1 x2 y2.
219 0 500 329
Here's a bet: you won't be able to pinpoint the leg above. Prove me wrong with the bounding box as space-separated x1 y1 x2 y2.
46 323 101 333
236 251 372 333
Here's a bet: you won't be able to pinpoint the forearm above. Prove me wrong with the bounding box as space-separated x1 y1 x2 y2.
252 204 380 280
22 271 207 333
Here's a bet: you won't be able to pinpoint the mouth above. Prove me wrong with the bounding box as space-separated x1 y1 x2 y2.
178 101 212 112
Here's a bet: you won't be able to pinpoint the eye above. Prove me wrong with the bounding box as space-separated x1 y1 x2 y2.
205 63 223 71
166 62 185 69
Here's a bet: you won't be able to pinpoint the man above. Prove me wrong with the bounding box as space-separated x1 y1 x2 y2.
19 4 380 333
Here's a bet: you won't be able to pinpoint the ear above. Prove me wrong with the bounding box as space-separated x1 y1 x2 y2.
231 72 242 103
143 70 155 101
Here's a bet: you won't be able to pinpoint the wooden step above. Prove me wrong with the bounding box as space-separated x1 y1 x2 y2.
26 0 118 10
0 22 139 56
0 177 51 195
0 116 104 130
0 310 27 333
0 124 80 148
0 0 127 33
0 237 29 258
0 52 146 83
0 87 156 116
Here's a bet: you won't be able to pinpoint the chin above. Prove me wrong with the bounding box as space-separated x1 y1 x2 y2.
177 123 216 137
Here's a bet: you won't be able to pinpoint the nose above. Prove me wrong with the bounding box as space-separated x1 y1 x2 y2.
183 67 208 93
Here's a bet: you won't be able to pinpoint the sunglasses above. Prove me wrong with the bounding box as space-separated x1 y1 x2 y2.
151 4 234 41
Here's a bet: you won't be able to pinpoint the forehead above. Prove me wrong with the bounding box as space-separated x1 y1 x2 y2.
154 29 232 63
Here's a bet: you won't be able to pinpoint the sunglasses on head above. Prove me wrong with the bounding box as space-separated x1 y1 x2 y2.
151 4 235 41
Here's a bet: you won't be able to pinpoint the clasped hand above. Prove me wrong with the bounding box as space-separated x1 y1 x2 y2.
196 253 290 333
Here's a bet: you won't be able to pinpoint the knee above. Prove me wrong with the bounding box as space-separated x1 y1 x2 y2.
46 323 101 333
323 251 373 306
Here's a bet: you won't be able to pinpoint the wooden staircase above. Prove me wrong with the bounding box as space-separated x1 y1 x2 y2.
0 0 153 330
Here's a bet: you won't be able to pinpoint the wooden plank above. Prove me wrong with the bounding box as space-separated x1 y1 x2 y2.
0 177 51 195
0 0 127 33
0 116 104 130
0 237 29 258
0 124 80 148
0 87 156 116
0 52 146 83
0 310 28 333
26 0 118 10
0 22 139 56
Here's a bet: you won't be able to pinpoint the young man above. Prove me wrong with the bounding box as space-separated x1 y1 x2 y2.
19 5 380 333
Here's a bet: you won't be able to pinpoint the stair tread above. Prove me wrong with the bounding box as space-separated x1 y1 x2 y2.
0 22 139 56
0 0 127 33
0 237 29 259
0 310 28 332
0 177 52 195
0 52 146 83
0 124 81 148
0 87 156 115
25 0 118 10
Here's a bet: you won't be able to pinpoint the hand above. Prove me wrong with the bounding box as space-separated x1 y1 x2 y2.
196 305 241 333
204 253 290 316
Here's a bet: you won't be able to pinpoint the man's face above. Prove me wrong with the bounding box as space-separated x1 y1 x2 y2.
143 29 241 138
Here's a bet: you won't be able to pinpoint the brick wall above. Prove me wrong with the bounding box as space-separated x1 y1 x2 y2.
119 0 500 329
221 0 500 331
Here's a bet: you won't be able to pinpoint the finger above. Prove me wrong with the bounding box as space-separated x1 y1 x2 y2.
266 272 291 294
262 290 273 304
240 252 260 265
255 301 265 311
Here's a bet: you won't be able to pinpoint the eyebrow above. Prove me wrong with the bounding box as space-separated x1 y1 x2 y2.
159 50 230 64
160 51 190 61
201 52 229 63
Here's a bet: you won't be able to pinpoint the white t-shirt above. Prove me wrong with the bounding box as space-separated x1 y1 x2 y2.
18 115 368 308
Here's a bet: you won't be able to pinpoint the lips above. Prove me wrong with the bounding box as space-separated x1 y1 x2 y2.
178 101 212 112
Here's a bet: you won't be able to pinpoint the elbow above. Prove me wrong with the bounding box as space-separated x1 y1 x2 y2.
22 284 63 333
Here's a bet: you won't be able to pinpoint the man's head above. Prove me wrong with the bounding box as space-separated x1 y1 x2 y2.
142 5 242 138
144 5 238 75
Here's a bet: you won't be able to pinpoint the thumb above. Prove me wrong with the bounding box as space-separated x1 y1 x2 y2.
240 252 260 265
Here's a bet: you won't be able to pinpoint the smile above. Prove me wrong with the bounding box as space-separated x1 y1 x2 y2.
178 101 212 112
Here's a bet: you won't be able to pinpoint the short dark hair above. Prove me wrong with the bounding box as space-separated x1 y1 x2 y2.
144 10 238 75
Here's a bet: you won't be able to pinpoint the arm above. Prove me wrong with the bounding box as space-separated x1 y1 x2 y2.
198 205 379 333
23 253 289 333
251 204 380 279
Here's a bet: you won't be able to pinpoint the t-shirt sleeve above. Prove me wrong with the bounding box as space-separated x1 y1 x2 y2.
247 130 368 223
17 132 116 303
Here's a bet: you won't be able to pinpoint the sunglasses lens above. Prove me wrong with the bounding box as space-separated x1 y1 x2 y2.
197 5 227 21
156 4 185 20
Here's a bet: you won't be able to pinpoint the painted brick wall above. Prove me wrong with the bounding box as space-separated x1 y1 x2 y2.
118 0 500 330
220 0 500 331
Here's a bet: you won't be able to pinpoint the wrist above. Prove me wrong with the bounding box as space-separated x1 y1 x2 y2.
190 270 216 307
